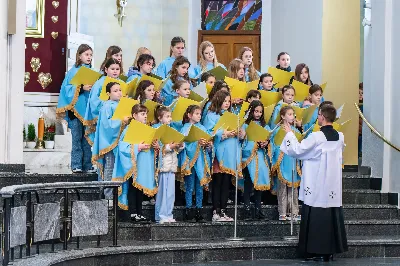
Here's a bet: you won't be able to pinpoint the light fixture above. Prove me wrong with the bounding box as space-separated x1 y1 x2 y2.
115 0 128 27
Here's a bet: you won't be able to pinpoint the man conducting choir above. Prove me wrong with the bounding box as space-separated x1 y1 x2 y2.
280 104 348 262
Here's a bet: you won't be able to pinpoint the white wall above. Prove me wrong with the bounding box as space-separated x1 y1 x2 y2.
0 0 25 163
270 0 323 84
79 0 191 71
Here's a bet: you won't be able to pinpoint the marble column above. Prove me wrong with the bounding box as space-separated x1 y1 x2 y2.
0 0 26 164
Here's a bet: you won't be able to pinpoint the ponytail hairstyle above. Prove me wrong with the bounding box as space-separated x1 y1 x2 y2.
75 44 93 67
209 90 231 115
198 41 220 71
245 100 266 127
132 47 151 68
259 73 273 85
170 56 191 83
228 58 245 81
100 46 124 74
279 105 294 123
182 105 202 125
102 58 122 77
294 63 312 85
277 52 290 61
238 47 259 81
131 104 148 116
170 36 186 57
154 105 171 124
133 80 155 104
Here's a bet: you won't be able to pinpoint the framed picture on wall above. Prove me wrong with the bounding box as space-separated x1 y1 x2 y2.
26 0 45 38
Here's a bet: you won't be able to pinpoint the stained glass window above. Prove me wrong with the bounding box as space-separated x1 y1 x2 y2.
202 0 262 30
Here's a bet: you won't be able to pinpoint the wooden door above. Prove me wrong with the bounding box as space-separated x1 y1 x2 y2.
198 30 261 70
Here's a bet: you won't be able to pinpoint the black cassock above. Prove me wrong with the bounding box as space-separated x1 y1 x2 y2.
298 125 348 256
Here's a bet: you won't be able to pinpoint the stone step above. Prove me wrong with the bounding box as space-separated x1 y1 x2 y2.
11 236 400 266
134 204 398 222
114 220 400 241
343 189 388 204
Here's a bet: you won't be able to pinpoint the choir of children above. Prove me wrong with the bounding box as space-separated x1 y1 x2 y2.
57 40 333 224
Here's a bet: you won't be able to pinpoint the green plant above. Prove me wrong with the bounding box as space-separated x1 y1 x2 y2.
27 123 36 142
44 123 56 141
23 127 26 141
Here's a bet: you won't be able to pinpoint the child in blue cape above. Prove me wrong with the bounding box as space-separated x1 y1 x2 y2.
270 106 301 221
241 100 271 220
126 54 155 83
289 63 313 86
238 47 261 82
92 82 130 199
227 59 246 114
269 85 301 129
112 104 159 223
161 56 193 106
203 90 245 222
259 73 278 92
201 80 230 124
127 47 151 77
156 36 185 79
153 106 184 224
168 79 192 133
56 44 94 173
245 90 261 104
302 84 324 135
189 41 226 81
84 58 122 145
181 105 213 223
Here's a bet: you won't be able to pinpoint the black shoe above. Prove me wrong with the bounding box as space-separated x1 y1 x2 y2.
312 254 332 262
255 208 266 220
195 208 206 223
130 213 142 223
244 206 252 221
184 208 196 223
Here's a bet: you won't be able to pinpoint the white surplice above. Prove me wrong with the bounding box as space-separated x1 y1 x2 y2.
280 131 344 208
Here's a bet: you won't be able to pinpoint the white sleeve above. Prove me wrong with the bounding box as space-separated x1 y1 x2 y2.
280 132 318 160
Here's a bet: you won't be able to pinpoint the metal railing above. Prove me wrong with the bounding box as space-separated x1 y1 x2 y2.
355 103 400 152
0 181 121 266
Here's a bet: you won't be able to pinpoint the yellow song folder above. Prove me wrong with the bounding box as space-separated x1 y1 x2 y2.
267 67 294 86
123 120 165 145
184 125 213 143
119 74 128 82
264 104 275 124
207 66 228 81
111 97 139 120
99 77 127 101
224 77 259 99
192 82 208 99
213 111 245 132
70 67 102 86
171 97 201 121
143 100 160 124
239 102 250 120
291 80 311 102
189 90 205 102
139 75 168 91
273 127 309 146
125 77 139 98
246 121 271 142
259 90 282 107
159 125 185 144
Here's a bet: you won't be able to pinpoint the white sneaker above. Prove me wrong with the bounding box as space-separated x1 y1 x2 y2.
108 200 113 208
221 210 233 222
150 198 156 205
158 219 169 224
85 168 96 174
168 218 176 223
212 211 222 222
72 168 82 173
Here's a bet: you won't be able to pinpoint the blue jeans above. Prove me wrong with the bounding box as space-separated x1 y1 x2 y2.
69 118 92 171
184 171 203 208
155 172 175 221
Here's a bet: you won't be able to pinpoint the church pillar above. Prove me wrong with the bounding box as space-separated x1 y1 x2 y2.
0 0 26 164
321 0 360 165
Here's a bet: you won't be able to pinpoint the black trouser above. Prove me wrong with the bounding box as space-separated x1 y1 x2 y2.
243 167 262 210
128 178 143 215
212 173 231 212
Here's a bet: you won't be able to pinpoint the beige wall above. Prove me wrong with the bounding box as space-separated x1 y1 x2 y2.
322 0 360 165
79 0 189 71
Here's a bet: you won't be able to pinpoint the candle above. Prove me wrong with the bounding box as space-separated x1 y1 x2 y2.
38 117 44 140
